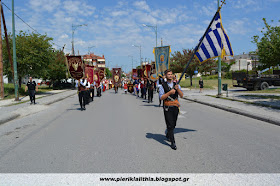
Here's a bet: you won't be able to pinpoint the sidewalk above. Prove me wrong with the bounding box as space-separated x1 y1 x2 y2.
182 88 280 126
0 89 77 125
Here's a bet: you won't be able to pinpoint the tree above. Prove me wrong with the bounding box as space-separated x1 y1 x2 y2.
252 18 280 69
105 68 112 78
170 49 216 86
221 60 235 72
43 49 67 87
3 31 54 87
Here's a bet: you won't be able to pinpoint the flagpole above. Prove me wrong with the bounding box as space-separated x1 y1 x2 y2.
177 11 219 84
217 0 222 96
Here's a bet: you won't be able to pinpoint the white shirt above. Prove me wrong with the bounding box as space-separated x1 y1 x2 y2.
75 79 87 88
86 81 90 88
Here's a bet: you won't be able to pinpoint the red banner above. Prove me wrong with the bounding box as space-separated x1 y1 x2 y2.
85 65 94 84
145 64 151 78
93 68 100 85
99 67 105 81
137 69 143 78
66 56 84 80
112 68 122 84
132 69 137 80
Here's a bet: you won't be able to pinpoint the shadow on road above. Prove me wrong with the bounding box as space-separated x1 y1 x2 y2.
66 107 83 111
146 128 196 147
140 104 160 108
173 128 196 134
146 133 170 147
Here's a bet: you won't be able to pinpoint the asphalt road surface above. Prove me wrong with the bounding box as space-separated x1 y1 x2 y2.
0 89 280 173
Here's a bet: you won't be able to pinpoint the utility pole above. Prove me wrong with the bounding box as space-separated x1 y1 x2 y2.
12 0 19 100
217 0 222 96
0 0 4 99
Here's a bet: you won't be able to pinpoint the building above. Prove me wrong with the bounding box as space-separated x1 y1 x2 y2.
83 53 106 68
222 52 260 71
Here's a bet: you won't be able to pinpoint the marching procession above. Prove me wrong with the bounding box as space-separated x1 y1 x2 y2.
72 52 184 150
64 0 231 152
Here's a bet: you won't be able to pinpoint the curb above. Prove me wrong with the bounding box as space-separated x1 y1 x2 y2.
0 92 76 125
183 97 280 127
0 113 20 125
44 93 76 105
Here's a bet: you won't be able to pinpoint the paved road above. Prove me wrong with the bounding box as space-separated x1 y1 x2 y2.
0 89 280 173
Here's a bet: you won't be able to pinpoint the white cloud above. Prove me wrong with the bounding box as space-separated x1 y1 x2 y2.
227 19 250 35
60 34 69 39
111 11 129 17
63 0 96 16
133 1 151 12
29 0 61 12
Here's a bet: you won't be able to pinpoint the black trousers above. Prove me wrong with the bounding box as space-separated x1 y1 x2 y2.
148 88 153 102
90 88 94 101
79 91 86 109
163 106 179 144
28 90 36 103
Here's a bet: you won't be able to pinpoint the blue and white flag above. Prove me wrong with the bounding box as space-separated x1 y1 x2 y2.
195 12 233 63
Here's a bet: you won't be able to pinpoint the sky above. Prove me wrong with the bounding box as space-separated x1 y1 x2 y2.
1 0 280 72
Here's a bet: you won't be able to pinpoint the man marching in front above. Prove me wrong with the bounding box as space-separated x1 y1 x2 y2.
76 78 87 111
159 70 183 150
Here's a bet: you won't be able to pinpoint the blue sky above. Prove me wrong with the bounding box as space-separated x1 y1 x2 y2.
2 0 280 72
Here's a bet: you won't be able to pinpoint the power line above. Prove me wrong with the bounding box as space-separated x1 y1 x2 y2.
1 1 70 50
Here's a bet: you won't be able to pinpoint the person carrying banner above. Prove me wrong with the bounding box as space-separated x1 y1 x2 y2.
90 81 95 101
114 83 118 93
85 78 91 104
159 69 183 150
157 75 165 107
147 77 154 103
25 77 38 105
96 81 101 97
124 81 128 94
76 78 87 111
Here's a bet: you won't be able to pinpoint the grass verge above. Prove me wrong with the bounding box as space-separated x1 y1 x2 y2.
1 84 53 100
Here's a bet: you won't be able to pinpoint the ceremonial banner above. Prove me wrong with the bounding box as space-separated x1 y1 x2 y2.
132 69 138 80
112 68 121 84
145 64 152 78
99 67 105 81
151 61 156 74
85 65 94 84
66 56 84 80
93 68 100 85
150 73 158 82
153 46 171 77
137 69 143 78
127 83 134 93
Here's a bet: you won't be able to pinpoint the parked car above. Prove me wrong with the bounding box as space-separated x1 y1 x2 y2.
53 80 73 90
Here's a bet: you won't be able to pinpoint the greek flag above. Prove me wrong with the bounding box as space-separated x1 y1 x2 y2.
195 12 233 63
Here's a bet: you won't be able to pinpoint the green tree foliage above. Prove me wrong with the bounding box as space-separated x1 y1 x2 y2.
170 49 216 86
43 49 67 86
105 68 112 78
3 31 54 86
221 60 235 72
252 18 280 69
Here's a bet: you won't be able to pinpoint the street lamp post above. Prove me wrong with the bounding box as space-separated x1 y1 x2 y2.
132 45 141 66
128 55 133 69
88 46 95 54
72 24 87 55
143 24 157 47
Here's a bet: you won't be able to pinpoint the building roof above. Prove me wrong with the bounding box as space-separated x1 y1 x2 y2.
83 53 105 60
